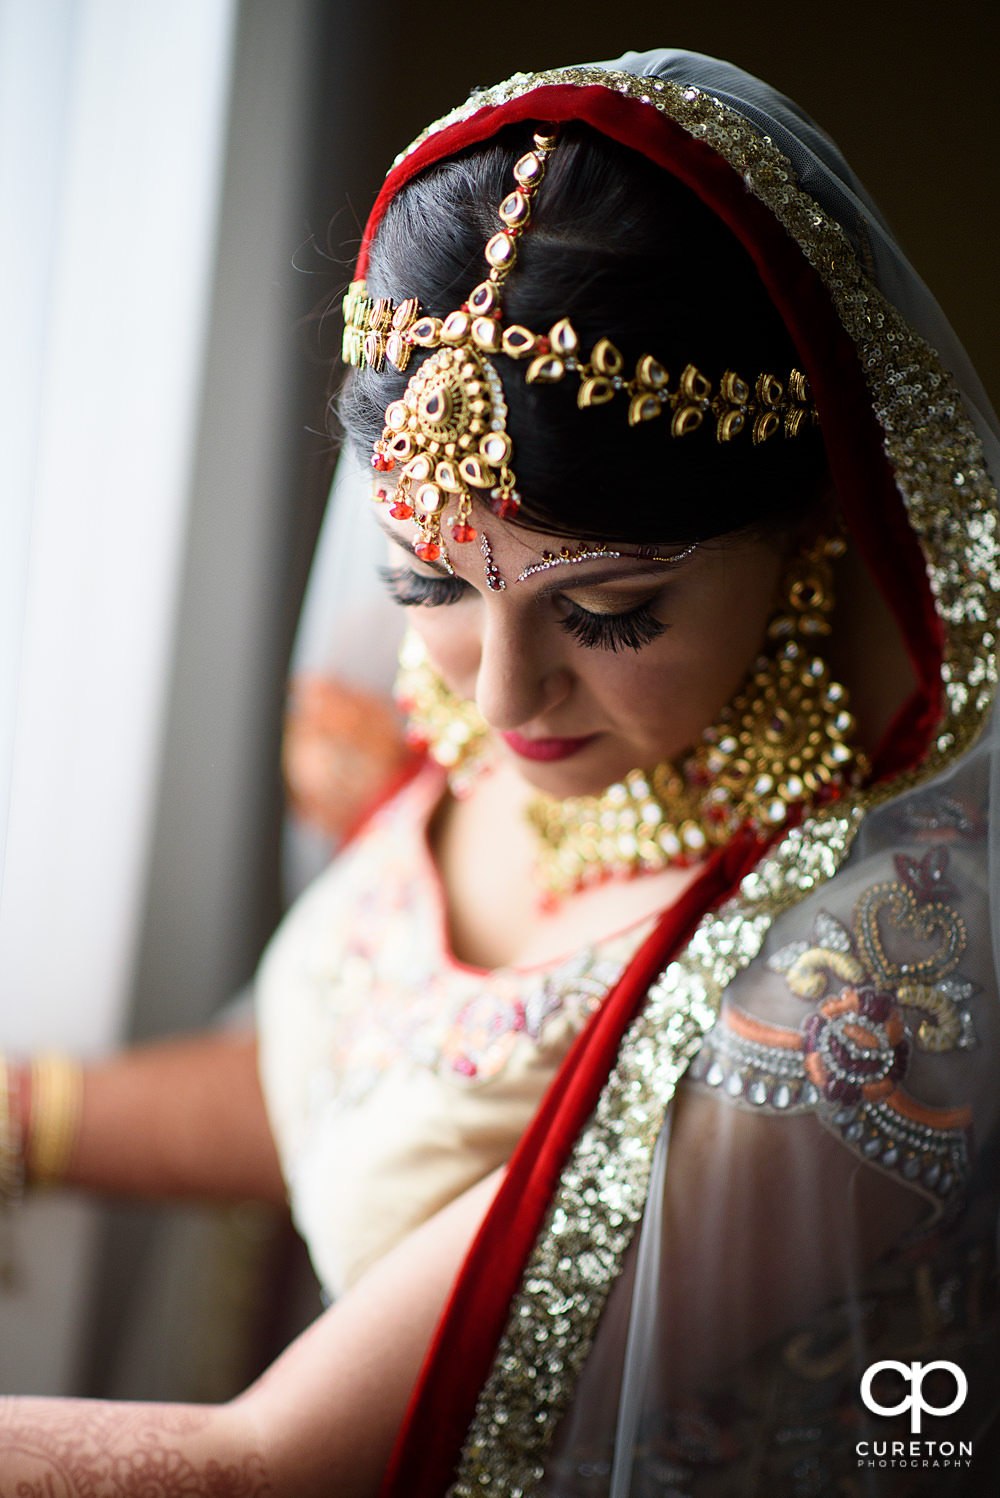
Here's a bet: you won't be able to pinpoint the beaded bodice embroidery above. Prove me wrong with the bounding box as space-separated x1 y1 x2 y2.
293 767 651 1095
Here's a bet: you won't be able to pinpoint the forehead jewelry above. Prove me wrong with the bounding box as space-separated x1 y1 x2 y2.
516 544 621 584
480 533 505 591
360 127 561 563
346 128 820 567
515 539 697 584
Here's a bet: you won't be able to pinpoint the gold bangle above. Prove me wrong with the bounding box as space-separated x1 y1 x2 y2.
28 1053 84 1187
0 1052 25 1205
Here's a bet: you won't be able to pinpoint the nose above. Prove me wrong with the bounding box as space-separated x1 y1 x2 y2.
471 611 573 731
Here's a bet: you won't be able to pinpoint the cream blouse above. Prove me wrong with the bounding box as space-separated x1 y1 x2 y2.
255 766 655 1297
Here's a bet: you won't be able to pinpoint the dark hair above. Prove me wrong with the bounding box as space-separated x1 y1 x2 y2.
338 122 829 544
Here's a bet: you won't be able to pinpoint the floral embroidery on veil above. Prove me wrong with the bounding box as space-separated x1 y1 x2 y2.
690 841 979 1217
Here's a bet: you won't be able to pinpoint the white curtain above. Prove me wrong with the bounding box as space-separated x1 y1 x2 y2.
0 0 237 1393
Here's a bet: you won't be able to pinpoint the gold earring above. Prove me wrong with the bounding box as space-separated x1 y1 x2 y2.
393 630 491 797
768 530 846 642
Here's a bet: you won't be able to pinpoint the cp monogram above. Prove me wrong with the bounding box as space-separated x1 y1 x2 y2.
861 1360 968 1434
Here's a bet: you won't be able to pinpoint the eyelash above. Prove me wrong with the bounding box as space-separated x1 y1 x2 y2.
378 564 666 653
558 600 666 653
378 565 468 608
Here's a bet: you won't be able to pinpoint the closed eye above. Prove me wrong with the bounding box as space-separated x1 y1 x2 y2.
558 598 666 652
378 565 469 608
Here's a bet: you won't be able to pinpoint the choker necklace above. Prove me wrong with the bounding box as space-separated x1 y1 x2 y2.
395 537 868 898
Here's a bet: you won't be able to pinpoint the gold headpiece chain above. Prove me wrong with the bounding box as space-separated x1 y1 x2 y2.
345 126 820 562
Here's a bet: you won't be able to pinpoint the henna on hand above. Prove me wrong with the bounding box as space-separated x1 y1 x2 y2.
0 1399 271 1497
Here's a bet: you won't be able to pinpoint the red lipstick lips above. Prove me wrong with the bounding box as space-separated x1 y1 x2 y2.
500 730 597 762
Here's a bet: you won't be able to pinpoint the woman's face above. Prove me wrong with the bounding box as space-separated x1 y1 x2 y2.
379 503 786 797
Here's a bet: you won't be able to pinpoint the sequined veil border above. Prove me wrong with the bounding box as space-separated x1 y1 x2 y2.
383 69 1000 1498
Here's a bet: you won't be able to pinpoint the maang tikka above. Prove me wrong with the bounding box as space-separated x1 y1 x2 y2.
345 125 821 567
358 127 562 562
394 531 869 900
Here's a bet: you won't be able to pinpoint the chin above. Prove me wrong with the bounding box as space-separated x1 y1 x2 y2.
506 750 635 800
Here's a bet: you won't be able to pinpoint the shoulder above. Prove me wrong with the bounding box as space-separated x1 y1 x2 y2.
256 763 445 1009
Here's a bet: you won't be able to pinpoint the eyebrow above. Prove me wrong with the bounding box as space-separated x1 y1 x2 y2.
531 560 692 596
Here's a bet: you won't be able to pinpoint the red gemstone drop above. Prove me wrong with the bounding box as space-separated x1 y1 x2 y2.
414 540 440 562
451 521 477 543
389 500 414 519
536 335 551 353
375 487 388 501
492 494 520 519
371 453 395 472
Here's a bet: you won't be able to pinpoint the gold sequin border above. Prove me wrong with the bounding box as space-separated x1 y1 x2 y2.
428 70 1000 1497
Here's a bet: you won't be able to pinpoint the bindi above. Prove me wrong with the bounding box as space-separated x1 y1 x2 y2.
480 533 505 591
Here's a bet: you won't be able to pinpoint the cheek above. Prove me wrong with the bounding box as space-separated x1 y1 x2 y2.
597 567 781 736
408 606 481 687
667 567 781 705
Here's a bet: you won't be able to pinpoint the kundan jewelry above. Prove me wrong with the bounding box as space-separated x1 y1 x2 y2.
394 533 868 898
347 125 821 571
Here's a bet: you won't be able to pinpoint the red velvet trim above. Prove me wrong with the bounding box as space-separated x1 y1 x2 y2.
367 82 948 1495
380 829 766 1496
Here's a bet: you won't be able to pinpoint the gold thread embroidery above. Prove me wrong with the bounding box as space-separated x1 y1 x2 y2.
855 882 967 988
768 851 978 1054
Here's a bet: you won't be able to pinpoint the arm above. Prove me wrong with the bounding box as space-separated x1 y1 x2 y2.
0 1167 502 1496
13 1032 286 1205
656 1087 927 1394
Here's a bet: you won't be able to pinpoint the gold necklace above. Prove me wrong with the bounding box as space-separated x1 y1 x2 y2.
394 538 868 898
527 638 863 898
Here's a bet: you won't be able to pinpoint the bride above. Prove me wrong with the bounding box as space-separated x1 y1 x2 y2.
2 48 997 1498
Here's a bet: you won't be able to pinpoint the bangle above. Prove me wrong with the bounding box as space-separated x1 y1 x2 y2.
0 1051 25 1287
28 1054 84 1187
